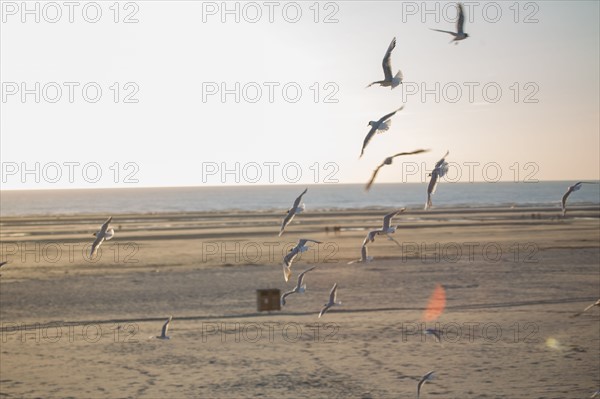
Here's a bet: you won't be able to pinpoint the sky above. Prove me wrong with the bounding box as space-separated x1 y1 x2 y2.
1 1 599 189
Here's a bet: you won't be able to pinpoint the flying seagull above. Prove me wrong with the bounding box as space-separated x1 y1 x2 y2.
571 299 600 318
591 390 600 398
424 328 442 343
425 151 450 210
417 370 435 398
378 209 405 235
363 229 381 245
364 209 405 242
281 266 317 306
283 239 322 282
365 149 430 191
153 316 172 340
366 37 403 89
0 261 7 268
90 217 114 257
347 243 374 264
359 210 405 250
360 106 404 158
369 209 405 248
561 182 598 216
279 188 308 236
319 283 341 318
430 3 469 44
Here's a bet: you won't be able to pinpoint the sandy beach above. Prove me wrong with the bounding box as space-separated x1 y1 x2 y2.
0 206 599 398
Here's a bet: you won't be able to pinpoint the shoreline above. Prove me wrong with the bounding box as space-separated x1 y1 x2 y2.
1 203 599 220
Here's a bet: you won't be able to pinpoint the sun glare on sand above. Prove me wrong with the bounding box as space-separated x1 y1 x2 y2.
545 337 563 351
422 284 447 322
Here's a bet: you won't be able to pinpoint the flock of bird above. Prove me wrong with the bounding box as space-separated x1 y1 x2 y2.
278 189 342 318
1 3 598 397
275 3 598 396
273 181 600 397
359 2 597 217
359 5 456 213
85 133 595 397
1 199 597 396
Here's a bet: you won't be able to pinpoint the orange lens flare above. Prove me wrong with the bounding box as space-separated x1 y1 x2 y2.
422 284 446 321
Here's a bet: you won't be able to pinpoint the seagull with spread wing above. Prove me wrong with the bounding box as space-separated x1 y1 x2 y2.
318 283 341 318
430 3 469 44
361 210 405 246
365 149 430 190
425 151 449 210
151 316 172 340
362 229 381 246
373 209 405 247
279 188 308 236
360 106 404 158
571 299 600 318
424 328 443 344
283 239 322 282
351 210 405 262
417 370 435 398
90 217 114 257
347 243 374 264
281 266 317 306
366 37 403 89
378 209 405 236
561 182 598 216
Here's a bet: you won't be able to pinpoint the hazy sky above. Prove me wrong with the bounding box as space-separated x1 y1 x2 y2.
1 1 599 189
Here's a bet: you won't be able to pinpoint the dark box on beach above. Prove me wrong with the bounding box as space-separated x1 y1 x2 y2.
256 289 281 312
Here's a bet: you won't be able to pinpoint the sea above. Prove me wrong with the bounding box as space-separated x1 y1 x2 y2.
1 182 599 217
